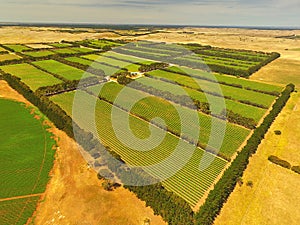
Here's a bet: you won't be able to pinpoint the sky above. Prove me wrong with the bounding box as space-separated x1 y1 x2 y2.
0 0 299 27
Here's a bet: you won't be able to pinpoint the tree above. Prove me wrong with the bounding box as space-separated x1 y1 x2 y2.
246 181 253 188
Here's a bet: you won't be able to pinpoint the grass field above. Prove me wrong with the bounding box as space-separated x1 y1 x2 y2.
3 44 31 52
22 50 55 58
50 90 229 206
0 54 21 62
0 99 56 224
0 63 62 91
32 60 95 80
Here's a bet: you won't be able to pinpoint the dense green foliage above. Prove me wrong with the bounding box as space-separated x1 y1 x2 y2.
139 62 169 72
125 184 195 225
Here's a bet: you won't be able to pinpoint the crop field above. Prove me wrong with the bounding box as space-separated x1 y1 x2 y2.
0 196 40 225
166 66 283 93
105 51 155 64
136 77 266 122
71 47 96 53
51 48 79 55
0 38 286 214
3 44 32 52
82 54 130 68
22 50 55 58
87 82 250 158
0 63 62 90
50 90 228 206
81 39 123 49
0 54 21 62
146 69 277 108
65 56 126 75
0 99 56 223
32 59 95 80
48 43 72 48
113 42 279 77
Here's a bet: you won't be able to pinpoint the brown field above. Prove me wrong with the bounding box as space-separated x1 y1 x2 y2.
1 26 299 225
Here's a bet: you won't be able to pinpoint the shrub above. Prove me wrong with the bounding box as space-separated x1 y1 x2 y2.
274 130 282 135
246 181 253 188
291 166 300 174
268 155 291 169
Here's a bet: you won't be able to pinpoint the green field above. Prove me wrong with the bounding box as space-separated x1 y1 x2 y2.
65 56 126 75
32 59 95 80
0 196 40 225
50 90 228 206
0 63 62 91
51 48 79 54
3 44 31 52
0 54 21 62
0 99 56 223
105 51 155 64
71 47 96 53
147 69 277 108
136 77 266 122
87 82 250 158
22 50 55 58
49 43 72 48
166 66 283 93
82 54 130 68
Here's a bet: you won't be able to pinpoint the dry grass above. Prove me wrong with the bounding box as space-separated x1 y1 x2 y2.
0 26 119 44
214 93 300 225
26 44 53 49
251 58 300 88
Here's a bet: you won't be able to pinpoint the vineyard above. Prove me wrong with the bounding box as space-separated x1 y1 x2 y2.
50 90 229 206
0 63 62 90
0 99 56 224
0 38 287 222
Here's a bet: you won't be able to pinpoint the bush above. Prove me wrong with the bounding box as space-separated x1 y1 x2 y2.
274 130 282 135
291 166 300 174
268 155 291 169
246 181 254 188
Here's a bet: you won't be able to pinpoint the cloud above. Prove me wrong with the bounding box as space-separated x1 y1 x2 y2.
0 0 299 26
